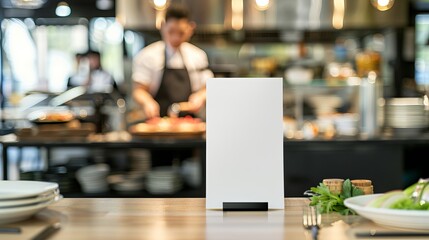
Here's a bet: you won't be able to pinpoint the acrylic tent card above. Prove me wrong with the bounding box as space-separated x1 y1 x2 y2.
206 78 284 210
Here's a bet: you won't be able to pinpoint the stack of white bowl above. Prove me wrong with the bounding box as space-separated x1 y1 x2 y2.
146 167 183 194
76 164 110 193
0 181 62 224
386 98 429 132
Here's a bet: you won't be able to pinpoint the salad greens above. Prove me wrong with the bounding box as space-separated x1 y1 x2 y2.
388 180 429 210
366 179 429 210
390 197 429 210
309 179 364 215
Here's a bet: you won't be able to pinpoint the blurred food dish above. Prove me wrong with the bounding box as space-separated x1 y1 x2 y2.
129 116 206 137
27 109 74 124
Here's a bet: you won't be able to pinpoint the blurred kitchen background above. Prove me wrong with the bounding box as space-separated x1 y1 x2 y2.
0 1 423 131
1 0 429 197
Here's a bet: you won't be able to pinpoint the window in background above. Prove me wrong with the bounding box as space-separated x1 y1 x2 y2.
415 14 429 91
2 18 88 96
2 19 38 100
35 23 88 92
124 30 145 58
89 18 124 85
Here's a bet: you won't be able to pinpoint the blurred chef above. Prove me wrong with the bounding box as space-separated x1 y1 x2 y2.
132 5 213 118
67 50 119 94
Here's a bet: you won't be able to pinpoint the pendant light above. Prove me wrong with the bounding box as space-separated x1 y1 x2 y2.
370 0 395 11
55 2 71 17
254 0 270 11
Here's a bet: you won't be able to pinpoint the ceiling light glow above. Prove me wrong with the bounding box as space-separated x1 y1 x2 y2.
56 2 71 17
371 0 395 11
255 0 270 11
153 0 167 10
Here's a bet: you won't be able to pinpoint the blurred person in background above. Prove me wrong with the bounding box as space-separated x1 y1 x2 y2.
67 50 119 94
132 5 213 168
67 50 122 133
132 5 213 119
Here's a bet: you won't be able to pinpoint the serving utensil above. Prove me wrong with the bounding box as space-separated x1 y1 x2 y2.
411 178 429 205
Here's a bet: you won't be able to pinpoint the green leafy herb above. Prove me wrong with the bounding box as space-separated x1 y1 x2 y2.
309 179 364 215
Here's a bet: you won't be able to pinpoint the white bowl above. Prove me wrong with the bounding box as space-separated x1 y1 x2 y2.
76 164 110 177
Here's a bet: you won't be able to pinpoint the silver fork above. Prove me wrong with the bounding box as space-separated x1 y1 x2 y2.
303 206 321 240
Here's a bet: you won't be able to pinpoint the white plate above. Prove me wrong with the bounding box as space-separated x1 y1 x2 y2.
0 181 58 200
0 194 62 225
344 194 429 230
0 192 58 208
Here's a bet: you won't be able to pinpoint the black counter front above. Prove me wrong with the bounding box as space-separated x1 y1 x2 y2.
284 134 429 195
2 134 428 196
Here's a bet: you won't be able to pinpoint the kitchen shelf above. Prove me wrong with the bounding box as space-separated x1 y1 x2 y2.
284 79 359 89
1 138 207 200
62 186 205 198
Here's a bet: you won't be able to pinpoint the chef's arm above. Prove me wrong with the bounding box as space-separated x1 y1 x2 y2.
133 83 160 119
187 87 206 112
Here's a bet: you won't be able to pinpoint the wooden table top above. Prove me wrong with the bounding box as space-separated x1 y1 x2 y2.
2 198 408 240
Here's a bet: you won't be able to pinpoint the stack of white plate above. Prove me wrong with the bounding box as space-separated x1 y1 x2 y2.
385 98 429 130
76 164 110 193
146 167 183 194
128 149 151 176
0 181 62 224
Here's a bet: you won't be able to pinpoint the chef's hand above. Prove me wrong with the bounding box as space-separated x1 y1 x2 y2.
187 89 206 112
132 83 160 119
143 99 160 119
